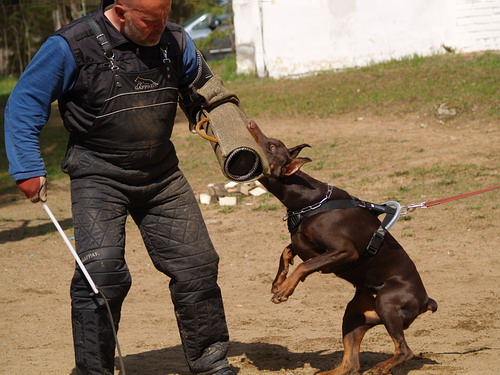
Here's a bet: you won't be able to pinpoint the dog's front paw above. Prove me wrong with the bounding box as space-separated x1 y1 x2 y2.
271 292 289 304
271 272 287 294
366 366 390 375
271 283 280 294
271 277 299 303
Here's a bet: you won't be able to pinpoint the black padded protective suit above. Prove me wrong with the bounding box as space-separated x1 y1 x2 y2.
56 2 231 373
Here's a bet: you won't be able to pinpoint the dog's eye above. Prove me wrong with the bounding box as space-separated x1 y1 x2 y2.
269 144 276 152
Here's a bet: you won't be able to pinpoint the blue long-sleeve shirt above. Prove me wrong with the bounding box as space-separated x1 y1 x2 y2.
5 33 199 181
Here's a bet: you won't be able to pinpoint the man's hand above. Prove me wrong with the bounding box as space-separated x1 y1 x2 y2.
16 176 47 203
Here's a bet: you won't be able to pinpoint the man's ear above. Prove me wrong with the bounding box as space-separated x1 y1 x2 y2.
283 157 312 176
288 143 311 159
114 4 126 24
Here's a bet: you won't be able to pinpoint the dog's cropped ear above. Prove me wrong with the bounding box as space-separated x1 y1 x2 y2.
283 157 312 176
288 144 311 159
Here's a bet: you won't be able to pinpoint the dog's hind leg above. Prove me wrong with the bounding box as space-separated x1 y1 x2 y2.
271 245 295 294
368 286 417 374
317 289 380 375
366 328 413 375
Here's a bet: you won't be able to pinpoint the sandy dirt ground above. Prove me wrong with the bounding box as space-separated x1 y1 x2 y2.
0 114 499 375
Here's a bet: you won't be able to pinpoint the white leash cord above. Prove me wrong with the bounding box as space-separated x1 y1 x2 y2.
41 202 99 295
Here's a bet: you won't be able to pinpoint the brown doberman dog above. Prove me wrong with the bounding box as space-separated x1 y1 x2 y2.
247 120 437 375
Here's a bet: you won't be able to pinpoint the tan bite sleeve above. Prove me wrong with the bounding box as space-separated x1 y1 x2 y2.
196 75 269 181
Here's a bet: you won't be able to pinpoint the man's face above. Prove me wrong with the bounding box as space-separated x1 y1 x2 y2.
117 0 171 46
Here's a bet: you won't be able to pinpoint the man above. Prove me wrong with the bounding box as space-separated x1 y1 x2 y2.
4 1 239 374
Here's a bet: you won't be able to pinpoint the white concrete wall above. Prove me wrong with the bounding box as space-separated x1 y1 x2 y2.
233 0 500 79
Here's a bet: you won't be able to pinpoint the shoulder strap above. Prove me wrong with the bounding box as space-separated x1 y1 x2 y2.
82 15 114 59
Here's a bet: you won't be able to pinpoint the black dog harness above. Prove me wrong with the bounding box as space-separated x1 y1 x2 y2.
285 185 398 257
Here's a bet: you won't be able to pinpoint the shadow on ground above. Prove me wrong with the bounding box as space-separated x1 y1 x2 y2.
70 340 439 374
0 217 73 245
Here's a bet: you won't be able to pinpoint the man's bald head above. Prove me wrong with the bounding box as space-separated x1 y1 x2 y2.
107 0 172 46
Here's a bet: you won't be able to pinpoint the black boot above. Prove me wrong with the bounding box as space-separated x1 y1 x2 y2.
185 341 232 374
211 367 235 375
172 283 231 374
72 307 117 375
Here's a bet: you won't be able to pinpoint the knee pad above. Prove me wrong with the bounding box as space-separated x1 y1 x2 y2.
71 247 131 307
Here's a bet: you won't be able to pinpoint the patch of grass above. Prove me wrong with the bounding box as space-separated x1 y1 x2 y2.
208 56 249 82
402 229 415 237
0 77 16 98
224 52 499 119
389 170 410 177
311 160 324 171
258 193 274 202
466 205 483 210
382 162 499 207
252 204 281 212
331 172 344 179
0 78 17 193
361 176 381 185
436 178 457 186
217 206 236 214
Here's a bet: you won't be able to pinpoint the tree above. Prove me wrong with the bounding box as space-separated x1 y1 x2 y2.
0 0 100 76
1 1 53 76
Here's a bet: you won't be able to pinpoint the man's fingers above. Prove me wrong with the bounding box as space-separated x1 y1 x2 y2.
39 176 47 202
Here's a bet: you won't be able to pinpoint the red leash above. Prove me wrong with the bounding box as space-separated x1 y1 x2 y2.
402 185 500 214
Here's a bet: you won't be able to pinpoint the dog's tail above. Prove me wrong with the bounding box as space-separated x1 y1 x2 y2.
427 298 438 313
